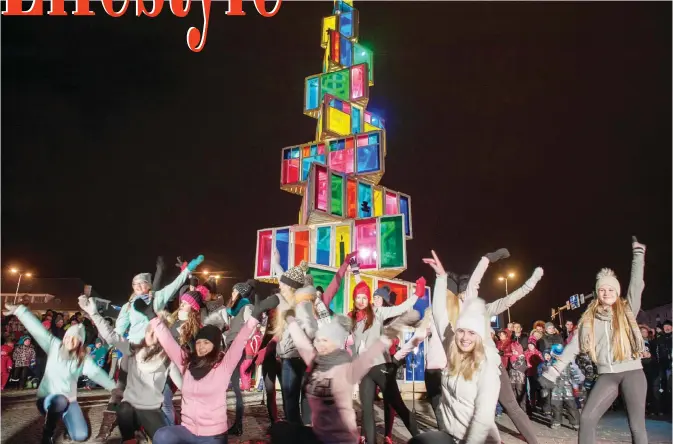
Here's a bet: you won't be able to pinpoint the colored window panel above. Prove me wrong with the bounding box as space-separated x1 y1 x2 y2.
340 36 353 67
364 112 372 124
356 134 369 146
345 137 355 149
321 16 336 48
380 215 404 269
373 187 384 216
385 192 398 215
318 144 325 155
282 159 299 184
351 106 361 134
305 77 319 111
353 43 373 83
347 180 357 218
412 287 431 320
368 133 379 144
333 0 353 14
321 69 350 102
348 274 374 312
331 173 344 217
340 11 354 38
355 218 377 270
356 143 380 174
404 331 425 381
363 122 377 133
358 183 373 218
330 30 340 63
378 281 408 305
329 146 354 175
293 230 310 266
334 224 351 267
326 107 351 136
275 228 290 271
342 102 351 115
316 226 332 266
399 195 411 236
301 155 326 181
315 165 329 212
350 64 365 100
310 267 344 314
256 230 273 276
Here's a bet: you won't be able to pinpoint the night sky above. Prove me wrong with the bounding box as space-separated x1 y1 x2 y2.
2 1 671 325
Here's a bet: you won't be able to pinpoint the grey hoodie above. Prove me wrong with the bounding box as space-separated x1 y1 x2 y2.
277 299 317 359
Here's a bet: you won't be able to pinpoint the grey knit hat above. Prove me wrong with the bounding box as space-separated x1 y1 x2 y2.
233 282 252 298
316 315 352 347
545 322 555 330
373 286 392 305
132 273 152 286
280 261 308 289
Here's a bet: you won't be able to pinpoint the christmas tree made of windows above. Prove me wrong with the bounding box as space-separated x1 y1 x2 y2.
253 0 428 341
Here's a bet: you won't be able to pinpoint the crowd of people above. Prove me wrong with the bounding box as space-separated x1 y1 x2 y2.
0 237 669 444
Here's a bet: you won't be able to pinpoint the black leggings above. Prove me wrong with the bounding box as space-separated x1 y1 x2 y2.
498 369 539 444
230 353 245 428
359 363 419 444
424 368 444 431
270 421 322 444
408 430 457 444
579 369 647 444
116 401 167 440
262 349 281 424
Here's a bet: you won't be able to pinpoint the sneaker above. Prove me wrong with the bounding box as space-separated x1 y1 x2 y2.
550 423 560 429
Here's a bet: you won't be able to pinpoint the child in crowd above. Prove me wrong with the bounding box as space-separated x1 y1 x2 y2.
509 341 528 412
1 338 14 390
12 335 35 389
524 336 543 413
542 344 583 429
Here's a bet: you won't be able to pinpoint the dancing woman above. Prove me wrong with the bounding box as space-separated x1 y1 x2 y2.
425 250 543 443
541 237 646 444
3 303 115 443
78 296 182 442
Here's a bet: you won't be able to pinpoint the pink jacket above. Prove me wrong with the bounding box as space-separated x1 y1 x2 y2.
288 321 387 444
151 316 258 437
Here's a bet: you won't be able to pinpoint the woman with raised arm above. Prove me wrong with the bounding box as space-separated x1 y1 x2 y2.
3 303 115 444
78 295 182 442
409 298 502 444
348 258 424 444
425 249 543 444
540 237 647 444
135 293 279 444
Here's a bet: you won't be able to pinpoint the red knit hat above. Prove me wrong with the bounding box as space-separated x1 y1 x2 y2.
352 281 371 302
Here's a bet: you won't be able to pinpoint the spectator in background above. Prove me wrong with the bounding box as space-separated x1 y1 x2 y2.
512 323 528 348
537 322 563 353
1 338 15 390
564 320 575 345
12 335 35 389
639 324 657 414
51 315 65 340
653 320 672 415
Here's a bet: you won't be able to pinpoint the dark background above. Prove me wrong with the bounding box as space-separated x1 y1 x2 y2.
2 2 671 325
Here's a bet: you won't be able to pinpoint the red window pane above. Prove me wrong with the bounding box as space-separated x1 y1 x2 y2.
347 180 357 218
282 159 299 184
257 230 273 276
293 230 310 266
351 64 365 100
385 191 398 215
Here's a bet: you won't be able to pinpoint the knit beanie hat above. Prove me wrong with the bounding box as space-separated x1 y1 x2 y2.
233 282 252 298
545 322 555 330
550 343 564 356
195 325 223 352
527 336 538 347
63 324 86 343
195 285 210 301
352 281 372 302
132 273 152 286
373 286 392 305
280 261 308 289
316 315 352 347
595 268 621 297
95 337 102 345
181 290 203 312
455 297 487 339
203 278 217 295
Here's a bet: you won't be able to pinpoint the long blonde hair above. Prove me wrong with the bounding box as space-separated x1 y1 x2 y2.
446 290 461 330
447 334 485 381
271 289 296 339
579 298 637 362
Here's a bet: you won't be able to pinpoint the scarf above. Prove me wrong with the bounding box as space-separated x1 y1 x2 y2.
314 349 352 372
353 309 367 324
189 358 221 381
580 300 644 362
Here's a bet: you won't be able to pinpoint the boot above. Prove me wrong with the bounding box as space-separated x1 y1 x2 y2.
226 422 243 436
41 414 58 444
94 410 117 442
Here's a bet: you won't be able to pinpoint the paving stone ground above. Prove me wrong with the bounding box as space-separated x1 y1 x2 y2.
1 388 671 444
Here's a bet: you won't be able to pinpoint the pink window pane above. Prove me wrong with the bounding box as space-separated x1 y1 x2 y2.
282 159 299 184
385 192 398 215
257 230 273 276
364 112 372 123
351 64 365 100
342 102 351 114
315 165 329 212
329 149 354 174
318 144 325 155
357 135 369 147
355 219 377 269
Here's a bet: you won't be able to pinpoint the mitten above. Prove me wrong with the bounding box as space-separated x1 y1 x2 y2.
485 248 510 263
632 236 646 255
187 255 205 272
133 298 157 321
349 256 361 276
414 277 427 298
77 295 98 316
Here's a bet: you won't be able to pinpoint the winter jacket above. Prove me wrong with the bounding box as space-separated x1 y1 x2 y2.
115 268 191 344
90 312 182 410
151 316 257 436
1 344 14 373
277 299 317 359
224 304 253 348
287 320 388 444
350 294 419 367
496 330 513 369
511 333 529 348
14 306 115 401
537 333 563 353
524 348 543 377
509 353 527 385
552 250 644 375
12 343 35 368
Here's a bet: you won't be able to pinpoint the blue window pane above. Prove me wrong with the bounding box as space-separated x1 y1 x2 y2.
352 107 361 134
368 133 379 145
316 226 331 266
400 196 410 236
357 145 381 174
301 155 327 181
306 77 319 110
340 12 353 38
310 145 317 156
291 148 300 159
340 36 352 67
275 229 290 271
283 148 292 160
358 183 372 218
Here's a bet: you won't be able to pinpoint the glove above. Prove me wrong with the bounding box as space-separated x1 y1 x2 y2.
349 256 361 276
632 236 646 255
414 277 427 298
187 255 205 272
251 295 280 321
78 295 98 316
3 304 18 317
133 298 157 321
485 248 510 263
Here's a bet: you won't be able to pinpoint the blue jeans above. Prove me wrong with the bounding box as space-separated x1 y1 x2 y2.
37 395 88 441
162 384 175 426
280 357 310 425
495 401 504 415
154 425 227 444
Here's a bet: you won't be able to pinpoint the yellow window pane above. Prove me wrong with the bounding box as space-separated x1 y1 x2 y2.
348 274 374 312
327 107 351 136
334 224 352 267
322 16 337 48
373 187 383 216
363 122 377 133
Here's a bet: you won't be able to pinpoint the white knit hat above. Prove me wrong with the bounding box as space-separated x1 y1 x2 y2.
63 324 85 344
455 297 487 339
132 273 152 286
596 268 621 296
316 315 352 347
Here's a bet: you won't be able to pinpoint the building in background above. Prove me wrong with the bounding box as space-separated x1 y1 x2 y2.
637 303 672 327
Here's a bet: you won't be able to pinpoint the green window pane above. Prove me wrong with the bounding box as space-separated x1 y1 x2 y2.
353 44 373 83
331 173 344 217
308 267 344 314
321 69 350 102
380 215 404 268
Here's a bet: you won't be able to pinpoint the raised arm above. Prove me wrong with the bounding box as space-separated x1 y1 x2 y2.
393 332 426 362
153 255 204 312
348 338 389 383
541 332 580 385
214 318 259 382
485 268 544 316
13 305 56 353
114 302 131 337
464 359 501 444
286 319 317 366
377 277 424 321
83 358 116 391
150 317 188 374
79 295 131 354
322 252 357 307
432 274 449 343
626 237 646 314
464 249 510 304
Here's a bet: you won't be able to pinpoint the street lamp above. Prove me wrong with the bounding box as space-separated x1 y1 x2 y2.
9 268 33 303
497 272 516 325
